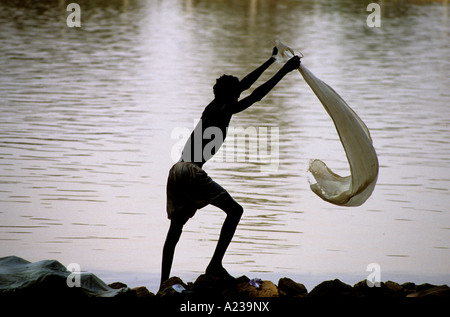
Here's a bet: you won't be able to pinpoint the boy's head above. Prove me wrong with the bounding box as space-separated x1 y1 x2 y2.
213 75 240 103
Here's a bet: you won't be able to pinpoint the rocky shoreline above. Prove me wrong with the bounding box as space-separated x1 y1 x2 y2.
118 274 450 299
1 256 448 299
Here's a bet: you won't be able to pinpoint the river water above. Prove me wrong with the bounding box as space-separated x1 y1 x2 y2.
0 0 449 292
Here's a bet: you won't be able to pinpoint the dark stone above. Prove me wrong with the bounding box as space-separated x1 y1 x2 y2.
233 280 279 298
353 280 406 298
309 279 353 297
278 277 307 297
108 282 128 289
407 284 450 298
353 280 383 297
384 281 404 297
194 274 279 297
157 276 189 297
193 273 223 296
416 282 439 292
131 286 154 298
193 273 249 297
401 282 417 295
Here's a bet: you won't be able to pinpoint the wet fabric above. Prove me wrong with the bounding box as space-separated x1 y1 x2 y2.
0 256 127 297
276 41 379 206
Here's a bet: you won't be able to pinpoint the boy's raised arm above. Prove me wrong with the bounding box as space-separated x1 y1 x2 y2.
233 55 301 114
238 47 278 92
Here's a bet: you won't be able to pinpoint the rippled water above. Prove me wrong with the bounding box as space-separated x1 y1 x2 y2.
1 0 449 291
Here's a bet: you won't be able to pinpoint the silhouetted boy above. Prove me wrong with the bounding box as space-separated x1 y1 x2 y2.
161 48 300 287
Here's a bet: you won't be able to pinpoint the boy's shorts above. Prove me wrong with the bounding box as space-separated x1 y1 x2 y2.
166 162 227 221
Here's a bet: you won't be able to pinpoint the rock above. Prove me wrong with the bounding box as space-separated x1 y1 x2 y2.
309 279 353 297
104 281 155 298
193 274 278 297
416 282 439 293
193 274 224 296
157 276 189 297
384 281 404 297
401 282 417 296
108 282 128 289
131 286 154 298
160 276 187 288
234 280 279 298
193 273 221 292
353 280 382 297
278 277 307 297
353 280 405 298
193 274 249 297
407 284 450 298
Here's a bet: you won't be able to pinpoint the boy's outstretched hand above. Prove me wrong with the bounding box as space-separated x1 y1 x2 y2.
283 55 301 72
272 46 278 58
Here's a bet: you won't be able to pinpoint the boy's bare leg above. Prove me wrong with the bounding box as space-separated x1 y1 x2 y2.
206 192 243 280
160 193 243 287
160 218 185 288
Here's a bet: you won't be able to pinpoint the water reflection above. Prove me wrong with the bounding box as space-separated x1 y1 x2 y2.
0 0 448 290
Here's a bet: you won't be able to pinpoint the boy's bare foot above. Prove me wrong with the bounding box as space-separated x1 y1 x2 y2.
205 265 237 283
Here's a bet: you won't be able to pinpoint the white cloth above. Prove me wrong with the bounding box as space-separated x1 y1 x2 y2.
276 41 379 206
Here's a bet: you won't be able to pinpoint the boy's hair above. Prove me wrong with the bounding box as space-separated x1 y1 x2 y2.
213 75 240 100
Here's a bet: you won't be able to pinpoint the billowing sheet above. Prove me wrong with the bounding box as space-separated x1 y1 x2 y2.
276 41 378 206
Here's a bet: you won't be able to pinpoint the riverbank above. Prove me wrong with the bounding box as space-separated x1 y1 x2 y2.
2 256 449 301
1 256 448 299
124 274 450 298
